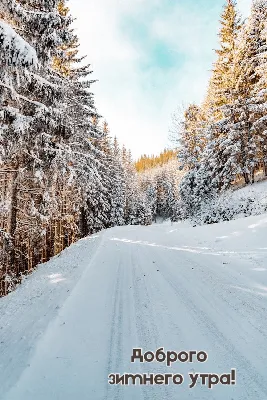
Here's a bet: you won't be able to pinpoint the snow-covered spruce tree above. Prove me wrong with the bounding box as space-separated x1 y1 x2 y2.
0 0 77 191
197 97 256 192
187 0 255 196
211 0 267 185
108 137 126 227
204 0 242 120
0 3 39 240
0 0 75 282
188 0 246 192
179 162 221 224
80 121 113 235
0 0 74 166
0 0 108 291
178 104 206 170
39 1 112 241
243 0 267 177
122 147 137 224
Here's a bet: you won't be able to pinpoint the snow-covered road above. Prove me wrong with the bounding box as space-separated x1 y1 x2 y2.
1 216 267 400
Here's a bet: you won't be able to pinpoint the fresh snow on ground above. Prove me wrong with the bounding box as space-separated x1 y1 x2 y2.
1 214 267 399
234 179 267 202
193 179 267 225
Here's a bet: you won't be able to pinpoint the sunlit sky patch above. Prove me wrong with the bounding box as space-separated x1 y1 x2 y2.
69 0 251 158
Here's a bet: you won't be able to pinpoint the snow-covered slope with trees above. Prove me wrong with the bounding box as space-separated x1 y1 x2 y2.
0 0 155 296
3 0 267 297
0 214 267 399
175 0 267 224
179 179 267 225
1 2 267 398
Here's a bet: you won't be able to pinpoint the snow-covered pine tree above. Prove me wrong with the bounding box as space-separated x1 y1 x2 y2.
0 0 106 291
179 160 221 224
195 0 257 189
0 0 74 282
109 137 126 227
244 0 267 176
0 0 75 167
50 0 112 239
204 0 242 120
213 0 267 185
178 104 206 170
81 121 113 235
122 147 136 224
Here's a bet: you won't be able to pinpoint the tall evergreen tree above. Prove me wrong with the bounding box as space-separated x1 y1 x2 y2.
109 137 126 227
205 0 242 119
178 104 206 170
213 0 267 184
244 0 267 176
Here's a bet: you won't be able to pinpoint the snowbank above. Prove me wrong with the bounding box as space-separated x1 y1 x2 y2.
189 179 267 225
0 232 103 398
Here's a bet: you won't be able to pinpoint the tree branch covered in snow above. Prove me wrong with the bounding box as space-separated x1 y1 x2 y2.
0 21 38 67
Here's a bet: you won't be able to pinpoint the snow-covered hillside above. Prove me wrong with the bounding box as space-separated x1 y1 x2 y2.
185 179 267 225
220 179 267 219
0 214 267 399
234 179 267 202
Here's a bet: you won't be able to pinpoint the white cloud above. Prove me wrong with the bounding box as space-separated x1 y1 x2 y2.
69 0 251 159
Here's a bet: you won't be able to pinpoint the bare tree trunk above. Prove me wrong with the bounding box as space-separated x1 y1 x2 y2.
250 168 255 184
79 206 88 238
243 172 250 185
7 169 18 267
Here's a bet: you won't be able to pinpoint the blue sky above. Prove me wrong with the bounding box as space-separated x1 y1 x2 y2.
69 0 251 158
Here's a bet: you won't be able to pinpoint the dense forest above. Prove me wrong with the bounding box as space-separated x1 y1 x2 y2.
1 0 267 295
177 0 267 221
0 0 183 295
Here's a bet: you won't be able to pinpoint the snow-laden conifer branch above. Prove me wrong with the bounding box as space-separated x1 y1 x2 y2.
0 21 38 67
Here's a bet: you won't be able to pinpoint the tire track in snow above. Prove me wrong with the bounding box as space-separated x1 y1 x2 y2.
153 248 267 399
105 259 124 400
130 245 173 400
131 244 215 400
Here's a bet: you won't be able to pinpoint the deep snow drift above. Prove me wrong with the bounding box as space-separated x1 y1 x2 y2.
0 214 267 399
